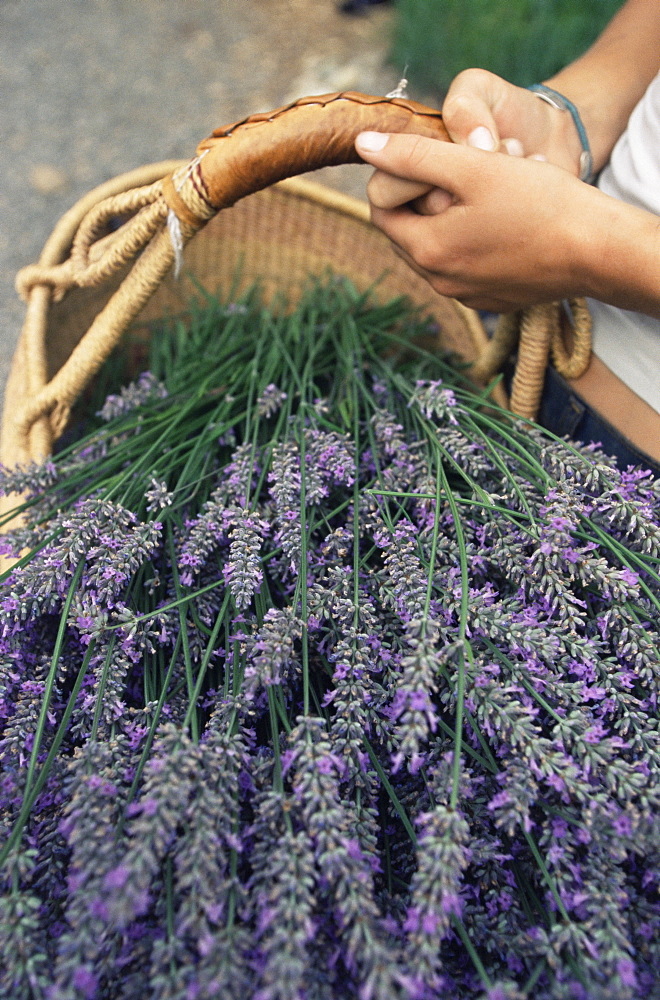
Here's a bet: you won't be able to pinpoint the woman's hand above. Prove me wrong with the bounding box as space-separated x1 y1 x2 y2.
355 131 615 313
356 0 660 315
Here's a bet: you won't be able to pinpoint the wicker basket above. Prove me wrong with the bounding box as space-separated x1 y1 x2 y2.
2 169 490 466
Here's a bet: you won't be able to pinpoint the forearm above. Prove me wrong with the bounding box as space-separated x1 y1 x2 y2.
575 188 660 318
546 0 660 172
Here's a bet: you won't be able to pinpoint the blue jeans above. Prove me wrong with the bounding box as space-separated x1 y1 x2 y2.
537 365 660 476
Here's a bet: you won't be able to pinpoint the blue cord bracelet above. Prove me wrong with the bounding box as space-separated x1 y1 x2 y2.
528 83 594 184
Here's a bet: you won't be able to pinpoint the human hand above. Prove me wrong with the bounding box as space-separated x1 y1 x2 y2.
355 131 602 312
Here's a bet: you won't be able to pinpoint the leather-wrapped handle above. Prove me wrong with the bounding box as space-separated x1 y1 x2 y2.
162 92 449 226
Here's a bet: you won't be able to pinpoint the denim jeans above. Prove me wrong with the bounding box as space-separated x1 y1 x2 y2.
537 365 660 476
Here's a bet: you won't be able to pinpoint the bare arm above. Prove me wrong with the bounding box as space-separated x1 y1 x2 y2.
545 0 660 172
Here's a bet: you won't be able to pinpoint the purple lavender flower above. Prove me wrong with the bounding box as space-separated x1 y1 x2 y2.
248 783 317 1000
244 607 302 695
145 477 173 513
0 458 58 498
96 371 167 422
2 280 659 999
409 379 460 426
403 759 469 991
223 507 269 610
256 383 287 419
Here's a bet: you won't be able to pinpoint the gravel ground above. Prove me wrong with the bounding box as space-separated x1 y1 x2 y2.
0 0 412 402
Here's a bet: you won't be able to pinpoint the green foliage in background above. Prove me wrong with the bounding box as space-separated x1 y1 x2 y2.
391 0 623 95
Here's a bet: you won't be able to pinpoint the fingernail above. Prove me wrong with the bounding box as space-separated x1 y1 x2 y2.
356 131 389 153
467 126 496 151
530 153 547 162
501 138 524 157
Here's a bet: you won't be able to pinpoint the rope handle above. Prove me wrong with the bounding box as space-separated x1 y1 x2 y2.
470 299 592 419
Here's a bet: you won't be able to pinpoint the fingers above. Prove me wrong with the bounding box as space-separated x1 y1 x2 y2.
411 187 453 216
366 170 433 211
356 129 522 197
501 138 524 157
366 169 453 215
383 235 520 313
368 198 441 279
442 69 544 160
360 124 522 222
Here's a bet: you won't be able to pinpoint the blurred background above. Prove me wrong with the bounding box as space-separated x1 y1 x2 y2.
393 0 621 95
0 0 620 400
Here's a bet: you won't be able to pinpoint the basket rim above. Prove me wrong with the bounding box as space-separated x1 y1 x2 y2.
37 168 372 271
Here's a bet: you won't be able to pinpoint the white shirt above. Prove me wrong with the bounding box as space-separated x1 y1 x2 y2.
586 71 660 414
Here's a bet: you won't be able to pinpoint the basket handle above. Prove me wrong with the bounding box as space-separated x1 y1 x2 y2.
164 92 448 223
10 92 449 463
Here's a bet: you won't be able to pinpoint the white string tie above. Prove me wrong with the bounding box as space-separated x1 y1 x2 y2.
166 150 211 278
167 209 184 280
387 76 409 100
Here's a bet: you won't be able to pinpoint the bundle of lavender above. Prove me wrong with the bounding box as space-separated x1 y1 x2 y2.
0 279 658 1000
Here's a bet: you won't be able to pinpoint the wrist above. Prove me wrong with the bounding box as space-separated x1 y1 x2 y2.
597 209 660 319
528 84 594 183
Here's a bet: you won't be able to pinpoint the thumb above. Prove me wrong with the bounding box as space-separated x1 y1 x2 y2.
444 96 500 151
442 71 504 150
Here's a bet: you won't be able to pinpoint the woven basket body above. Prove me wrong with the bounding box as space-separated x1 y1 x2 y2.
1 173 487 475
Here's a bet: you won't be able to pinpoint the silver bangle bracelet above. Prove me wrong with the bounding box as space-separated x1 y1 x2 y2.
528 84 595 184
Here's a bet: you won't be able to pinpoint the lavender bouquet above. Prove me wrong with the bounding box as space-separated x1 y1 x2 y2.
0 279 658 1000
